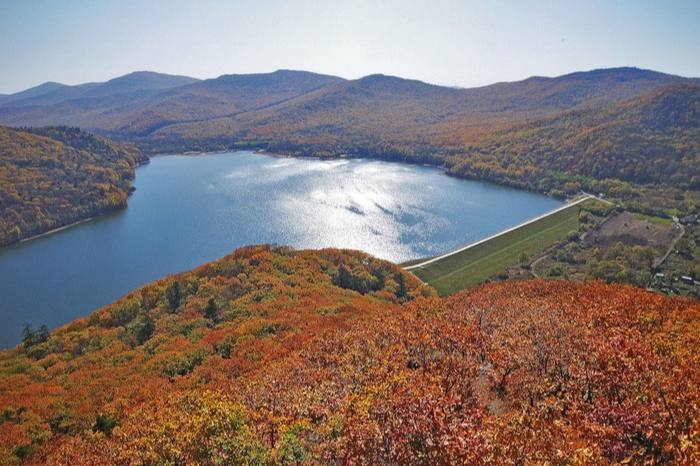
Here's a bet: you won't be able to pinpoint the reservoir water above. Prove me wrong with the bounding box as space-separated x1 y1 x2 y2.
0 151 563 347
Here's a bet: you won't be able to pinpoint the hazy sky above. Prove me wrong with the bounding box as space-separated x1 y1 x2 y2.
1 0 699 93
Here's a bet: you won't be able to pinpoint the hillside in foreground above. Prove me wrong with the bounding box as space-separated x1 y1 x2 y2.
0 245 698 464
0 126 145 246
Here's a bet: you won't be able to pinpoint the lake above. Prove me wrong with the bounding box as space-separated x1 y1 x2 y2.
0 151 563 347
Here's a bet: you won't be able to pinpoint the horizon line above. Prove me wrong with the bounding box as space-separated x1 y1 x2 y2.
3 65 699 96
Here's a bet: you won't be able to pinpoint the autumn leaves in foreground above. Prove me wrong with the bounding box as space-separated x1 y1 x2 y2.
1 245 699 464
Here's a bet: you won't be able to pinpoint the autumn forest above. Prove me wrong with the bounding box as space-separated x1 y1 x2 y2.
1 246 699 464
1 40 700 466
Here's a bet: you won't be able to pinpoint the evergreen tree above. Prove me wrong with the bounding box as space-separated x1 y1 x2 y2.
372 268 386 291
396 272 407 299
93 414 118 436
204 298 219 322
21 323 49 348
21 323 33 348
125 314 155 346
165 281 181 312
334 264 353 290
36 325 49 342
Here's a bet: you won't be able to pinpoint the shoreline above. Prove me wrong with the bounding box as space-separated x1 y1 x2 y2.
10 206 128 249
158 148 569 201
4 148 562 252
17 216 98 245
4 158 150 250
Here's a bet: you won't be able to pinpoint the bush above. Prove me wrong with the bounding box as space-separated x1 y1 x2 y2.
276 425 308 465
111 391 269 464
203 298 219 322
161 348 209 379
123 314 155 347
93 414 118 436
105 296 142 328
333 264 388 294
214 335 237 359
554 244 578 264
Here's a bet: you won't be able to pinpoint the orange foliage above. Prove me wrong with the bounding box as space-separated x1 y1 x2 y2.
0 126 145 246
0 246 698 464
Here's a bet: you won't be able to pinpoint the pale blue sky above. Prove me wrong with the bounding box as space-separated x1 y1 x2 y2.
1 0 698 93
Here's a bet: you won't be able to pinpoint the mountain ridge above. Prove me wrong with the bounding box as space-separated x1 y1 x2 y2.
1 67 698 213
139 66 699 143
1 67 696 135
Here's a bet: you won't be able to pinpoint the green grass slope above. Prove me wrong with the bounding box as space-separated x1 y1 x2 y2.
411 202 581 295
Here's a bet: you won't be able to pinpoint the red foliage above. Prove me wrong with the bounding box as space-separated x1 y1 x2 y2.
0 247 698 464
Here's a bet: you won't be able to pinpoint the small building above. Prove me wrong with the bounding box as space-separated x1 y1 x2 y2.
681 275 694 285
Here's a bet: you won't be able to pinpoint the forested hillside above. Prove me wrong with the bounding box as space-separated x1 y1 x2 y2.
445 84 700 212
115 70 345 136
178 81 699 214
0 126 145 246
0 67 688 139
140 67 696 150
0 245 697 464
464 84 700 186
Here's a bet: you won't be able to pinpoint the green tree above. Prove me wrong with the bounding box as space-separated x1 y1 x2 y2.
204 298 219 322
20 323 33 348
333 265 353 289
93 414 118 436
372 267 386 290
21 323 49 348
125 314 155 347
165 281 181 312
396 272 407 298
107 297 141 327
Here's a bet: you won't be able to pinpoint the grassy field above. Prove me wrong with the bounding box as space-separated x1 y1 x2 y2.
634 212 674 227
409 203 582 295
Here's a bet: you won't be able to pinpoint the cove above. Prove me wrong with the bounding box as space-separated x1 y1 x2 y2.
0 151 563 347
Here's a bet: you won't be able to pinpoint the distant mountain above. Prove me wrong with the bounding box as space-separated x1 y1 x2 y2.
116 69 345 135
0 81 68 106
0 72 198 107
0 72 200 128
142 67 698 149
0 70 342 134
84 71 200 96
0 67 692 140
470 67 690 111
